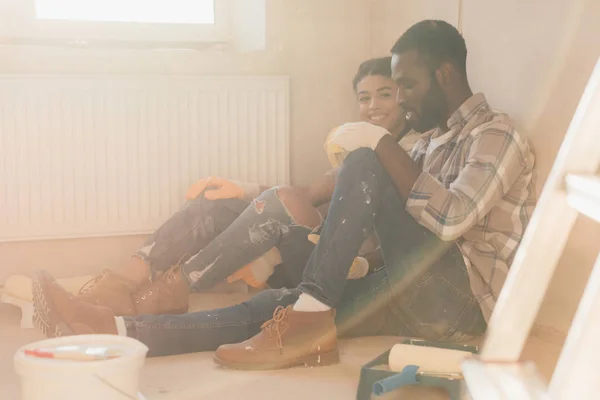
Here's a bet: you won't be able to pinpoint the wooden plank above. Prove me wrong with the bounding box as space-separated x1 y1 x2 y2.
482 57 600 361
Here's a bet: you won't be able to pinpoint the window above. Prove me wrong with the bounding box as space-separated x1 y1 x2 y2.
35 0 215 25
0 0 228 44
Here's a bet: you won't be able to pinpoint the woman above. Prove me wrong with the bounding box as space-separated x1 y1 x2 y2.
34 57 418 342
326 57 418 168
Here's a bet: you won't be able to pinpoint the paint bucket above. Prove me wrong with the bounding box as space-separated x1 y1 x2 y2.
14 334 148 400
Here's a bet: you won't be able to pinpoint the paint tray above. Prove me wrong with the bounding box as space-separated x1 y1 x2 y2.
356 339 478 400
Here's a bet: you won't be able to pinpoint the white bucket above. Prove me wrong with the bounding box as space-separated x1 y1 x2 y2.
14 334 148 400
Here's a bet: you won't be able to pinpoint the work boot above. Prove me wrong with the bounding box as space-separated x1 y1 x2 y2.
132 265 190 315
77 270 138 316
32 270 118 338
213 305 339 370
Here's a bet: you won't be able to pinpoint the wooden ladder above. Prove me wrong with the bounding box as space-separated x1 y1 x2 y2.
461 57 600 400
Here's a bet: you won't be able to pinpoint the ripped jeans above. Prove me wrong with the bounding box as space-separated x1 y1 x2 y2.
123 149 487 357
135 189 316 290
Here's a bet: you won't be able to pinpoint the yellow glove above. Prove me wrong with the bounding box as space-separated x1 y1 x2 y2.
186 177 261 201
227 247 282 288
325 142 348 168
324 126 347 168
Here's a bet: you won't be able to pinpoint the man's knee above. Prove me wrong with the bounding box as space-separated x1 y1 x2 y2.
272 186 322 229
338 148 384 181
344 147 378 166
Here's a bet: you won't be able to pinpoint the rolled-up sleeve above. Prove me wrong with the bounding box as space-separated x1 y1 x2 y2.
406 123 527 241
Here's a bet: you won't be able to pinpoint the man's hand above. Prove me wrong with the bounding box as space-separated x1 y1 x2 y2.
328 122 391 154
186 177 261 202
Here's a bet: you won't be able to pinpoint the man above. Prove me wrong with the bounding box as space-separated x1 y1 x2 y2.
33 20 535 370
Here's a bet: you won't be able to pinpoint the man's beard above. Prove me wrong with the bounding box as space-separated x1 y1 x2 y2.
412 79 447 133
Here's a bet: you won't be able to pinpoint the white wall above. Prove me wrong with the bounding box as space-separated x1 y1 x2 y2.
0 0 372 280
0 0 372 186
371 0 600 334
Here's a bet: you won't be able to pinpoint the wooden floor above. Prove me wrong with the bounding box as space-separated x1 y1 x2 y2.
0 292 565 399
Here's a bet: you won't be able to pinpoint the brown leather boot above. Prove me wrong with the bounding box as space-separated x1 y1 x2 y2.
77 270 138 316
33 270 118 338
213 305 339 370
132 265 190 315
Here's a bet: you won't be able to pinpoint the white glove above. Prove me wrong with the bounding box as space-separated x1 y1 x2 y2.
328 122 390 153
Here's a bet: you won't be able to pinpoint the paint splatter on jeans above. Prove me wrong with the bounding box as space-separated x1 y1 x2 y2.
135 189 316 291
299 148 487 341
123 150 487 357
181 188 317 291
135 197 249 279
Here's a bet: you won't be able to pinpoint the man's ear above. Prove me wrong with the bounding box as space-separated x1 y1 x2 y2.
435 62 454 87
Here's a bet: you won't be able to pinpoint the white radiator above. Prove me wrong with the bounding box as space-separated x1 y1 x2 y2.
0 75 289 242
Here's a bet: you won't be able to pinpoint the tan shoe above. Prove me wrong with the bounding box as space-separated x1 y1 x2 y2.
33 270 118 338
132 265 190 315
213 305 339 370
77 270 138 316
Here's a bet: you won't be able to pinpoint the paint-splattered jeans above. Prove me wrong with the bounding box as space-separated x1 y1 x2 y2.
124 149 487 357
135 190 316 290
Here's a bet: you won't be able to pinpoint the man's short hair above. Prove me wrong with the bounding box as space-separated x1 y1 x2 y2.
390 20 467 77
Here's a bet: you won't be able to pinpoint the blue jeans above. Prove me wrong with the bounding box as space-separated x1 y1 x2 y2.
135 190 316 289
125 149 486 357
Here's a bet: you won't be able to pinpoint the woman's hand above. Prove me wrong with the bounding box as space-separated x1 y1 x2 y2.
328 122 391 153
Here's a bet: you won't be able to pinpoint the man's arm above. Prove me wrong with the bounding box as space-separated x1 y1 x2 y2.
374 134 421 200
375 124 528 241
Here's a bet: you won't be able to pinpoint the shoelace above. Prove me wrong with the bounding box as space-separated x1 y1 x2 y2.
260 305 289 353
81 260 182 299
78 270 109 295
134 265 180 301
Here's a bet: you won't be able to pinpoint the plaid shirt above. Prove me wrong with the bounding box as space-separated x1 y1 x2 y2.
406 93 536 322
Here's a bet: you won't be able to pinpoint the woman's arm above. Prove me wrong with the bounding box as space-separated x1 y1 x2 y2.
298 168 339 208
253 168 337 210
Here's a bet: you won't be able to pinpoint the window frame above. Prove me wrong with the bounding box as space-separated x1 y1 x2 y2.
1 0 229 44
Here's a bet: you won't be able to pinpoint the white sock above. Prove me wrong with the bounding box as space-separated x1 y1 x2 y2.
293 293 331 312
114 316 128 336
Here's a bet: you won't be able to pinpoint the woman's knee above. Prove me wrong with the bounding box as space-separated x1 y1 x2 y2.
272 186 322 229
184 194 220 211
186 195 247 214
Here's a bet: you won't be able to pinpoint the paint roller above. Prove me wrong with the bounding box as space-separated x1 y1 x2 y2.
389 343 470 374
372 344 471 397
